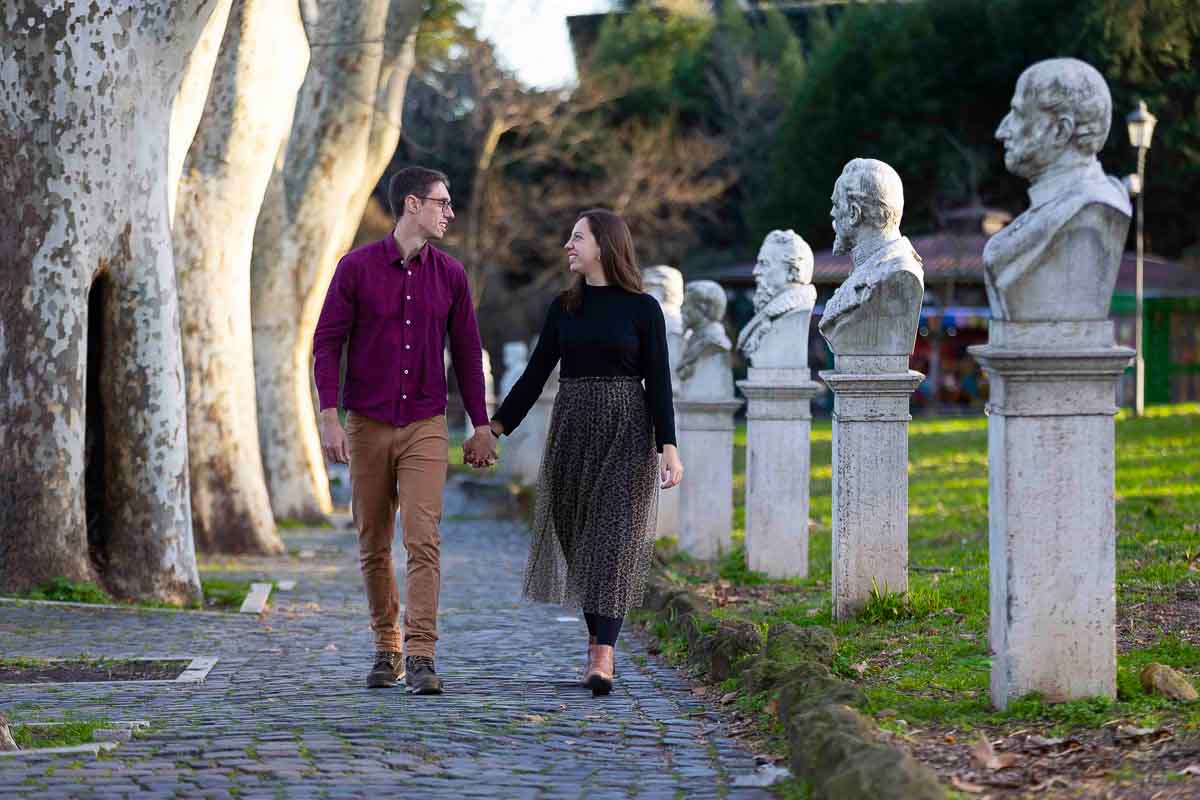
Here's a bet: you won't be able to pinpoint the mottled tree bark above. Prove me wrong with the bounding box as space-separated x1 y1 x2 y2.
0 0 219 603
174 0 309 553
251 0 420 522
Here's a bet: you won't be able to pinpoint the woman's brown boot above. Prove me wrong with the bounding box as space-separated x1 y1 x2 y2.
584 644 614 696
581 637 597 686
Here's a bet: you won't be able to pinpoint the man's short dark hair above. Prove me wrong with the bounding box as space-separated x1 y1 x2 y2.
387 167 450 218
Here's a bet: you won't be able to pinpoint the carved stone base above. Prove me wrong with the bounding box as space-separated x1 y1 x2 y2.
820 357 923 620
676 398 743 561
737 369 821 578
970 321 1133 709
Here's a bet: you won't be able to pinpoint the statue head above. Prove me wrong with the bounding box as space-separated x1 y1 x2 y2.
682 280 726 332
752 230 813 311
642 265 684 309
502 341 528 367
996 58 1112 181
831 158 904 256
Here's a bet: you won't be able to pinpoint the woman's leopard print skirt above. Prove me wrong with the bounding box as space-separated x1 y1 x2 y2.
523 376 660 618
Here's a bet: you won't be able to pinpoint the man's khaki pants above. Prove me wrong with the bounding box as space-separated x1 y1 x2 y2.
346 412 448 658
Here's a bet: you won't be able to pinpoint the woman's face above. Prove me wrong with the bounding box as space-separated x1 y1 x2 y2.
564 217 603 279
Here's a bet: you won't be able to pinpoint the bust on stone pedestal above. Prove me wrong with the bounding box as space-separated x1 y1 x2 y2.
736 230 817 368
735 230 821 579
643 266 685 389
970 57 1133 710
675 280 739 560
983 58 1132 321
818 158 924 619
819 159 924 358
679 280 733 399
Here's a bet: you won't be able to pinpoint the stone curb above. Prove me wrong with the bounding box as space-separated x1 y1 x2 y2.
1 656 218 688
638 575 947 800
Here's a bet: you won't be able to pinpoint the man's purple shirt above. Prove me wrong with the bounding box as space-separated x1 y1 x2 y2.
313 235 488 429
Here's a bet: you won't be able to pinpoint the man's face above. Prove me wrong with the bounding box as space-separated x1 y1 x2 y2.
830 179 856 256
752 245 788 310
995 80 1066 180
410 181 454 240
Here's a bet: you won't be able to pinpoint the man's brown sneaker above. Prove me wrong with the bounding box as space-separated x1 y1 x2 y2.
405 655 443 695
366 651 404 688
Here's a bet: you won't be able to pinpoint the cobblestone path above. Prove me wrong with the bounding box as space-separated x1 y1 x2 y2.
1 478 771 799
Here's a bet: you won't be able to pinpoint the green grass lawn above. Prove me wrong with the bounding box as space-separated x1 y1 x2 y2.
663 403 1200 738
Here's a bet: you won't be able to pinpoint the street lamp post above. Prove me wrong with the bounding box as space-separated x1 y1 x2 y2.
1126 99 1157 417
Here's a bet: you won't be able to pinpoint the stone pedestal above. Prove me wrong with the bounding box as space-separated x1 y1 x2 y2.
969 321 1132 709
737 368 820 578
501 368 557 485
819 355 923 619
676 398 743 560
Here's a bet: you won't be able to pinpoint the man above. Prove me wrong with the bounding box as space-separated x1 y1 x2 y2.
818 158 924 357
736 230 817 365
313 166 497 693
984 58 1131 321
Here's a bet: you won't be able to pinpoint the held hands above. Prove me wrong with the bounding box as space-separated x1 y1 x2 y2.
660 444 684 489
320 408 349 464
463 424 498 468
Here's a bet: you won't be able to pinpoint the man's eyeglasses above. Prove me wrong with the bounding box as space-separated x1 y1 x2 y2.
415 196 453 212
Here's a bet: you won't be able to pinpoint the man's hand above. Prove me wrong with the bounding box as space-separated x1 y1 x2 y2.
463 425 497 468
320 408 350 464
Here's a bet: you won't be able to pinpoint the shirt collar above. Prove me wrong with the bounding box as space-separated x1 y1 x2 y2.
382 234 431 268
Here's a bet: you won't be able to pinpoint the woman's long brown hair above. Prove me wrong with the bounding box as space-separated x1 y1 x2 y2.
561 209 643 313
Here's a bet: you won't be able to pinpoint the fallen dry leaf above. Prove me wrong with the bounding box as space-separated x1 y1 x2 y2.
852 660 868 678
719 692 738 705
950 775 986 794
1179 765 1200 777
971 733 1020 770
1115 725 1172 744
764 698 779 719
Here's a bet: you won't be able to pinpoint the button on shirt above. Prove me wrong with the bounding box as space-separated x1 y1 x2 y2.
313 236 488 428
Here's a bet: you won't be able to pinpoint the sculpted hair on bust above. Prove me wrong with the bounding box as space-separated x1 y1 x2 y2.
643 266 684 306
1019 58 1112 157
762 230 814 284
839 158 904 233
684 280 727 323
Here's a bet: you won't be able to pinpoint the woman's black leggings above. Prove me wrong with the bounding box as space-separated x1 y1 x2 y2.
584 612 624 647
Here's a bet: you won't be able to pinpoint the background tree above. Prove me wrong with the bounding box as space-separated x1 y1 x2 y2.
250 0 422 523
760 0 1199 259
174 0 310 554
0 0 223 603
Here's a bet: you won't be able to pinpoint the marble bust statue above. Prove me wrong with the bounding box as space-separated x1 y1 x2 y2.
736 230 817 367
818 158 924 357
678 280 733 398
643 265 685 389
983 58 1132 321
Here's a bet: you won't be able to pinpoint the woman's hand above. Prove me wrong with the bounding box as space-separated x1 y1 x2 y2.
660 444 683 489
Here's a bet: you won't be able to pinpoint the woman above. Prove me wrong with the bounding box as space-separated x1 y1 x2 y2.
490 209 684 696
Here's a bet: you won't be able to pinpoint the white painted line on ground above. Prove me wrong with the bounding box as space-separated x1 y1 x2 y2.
276 580 297 592
239 583 272 614
0 597 248 618
0 742 117 759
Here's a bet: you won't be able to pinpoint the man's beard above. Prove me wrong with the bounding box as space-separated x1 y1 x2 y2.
832 229 851 256
753 285 772 312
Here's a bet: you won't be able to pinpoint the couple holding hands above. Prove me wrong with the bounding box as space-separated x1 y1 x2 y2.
314 167 684 697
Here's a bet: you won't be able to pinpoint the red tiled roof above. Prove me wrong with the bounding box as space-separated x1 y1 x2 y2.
694 232 1196 294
